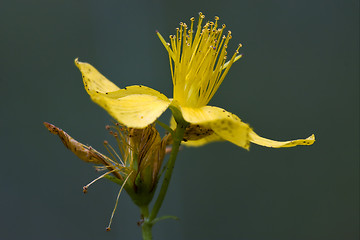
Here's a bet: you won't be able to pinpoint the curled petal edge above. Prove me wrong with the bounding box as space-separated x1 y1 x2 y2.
170 102 315 149
249 130 315 148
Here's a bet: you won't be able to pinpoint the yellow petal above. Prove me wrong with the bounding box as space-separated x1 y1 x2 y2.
169 116 223 146
74 58 120 93
179 105 251 149
249 130 315 148
97 94 170 128
100 85 170 101
75 59 170 128
183 133 223 147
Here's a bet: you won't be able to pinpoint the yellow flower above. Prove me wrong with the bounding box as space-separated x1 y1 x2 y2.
75 13 315 150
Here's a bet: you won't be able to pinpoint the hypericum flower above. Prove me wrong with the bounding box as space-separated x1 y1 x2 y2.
43 122 169 229
75 13 315 149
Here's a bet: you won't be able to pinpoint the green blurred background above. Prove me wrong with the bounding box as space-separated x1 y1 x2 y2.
0 0 358 239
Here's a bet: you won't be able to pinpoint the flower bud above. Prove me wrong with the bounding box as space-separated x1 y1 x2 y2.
44 122 169 207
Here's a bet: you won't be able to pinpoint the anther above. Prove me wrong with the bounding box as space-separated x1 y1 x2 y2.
190 17 195 21
214 16 219 21
106 227 111 231
104 140 108 145
105 125 110 130
83 186 88 194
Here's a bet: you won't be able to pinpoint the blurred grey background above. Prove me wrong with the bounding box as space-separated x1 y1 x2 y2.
0 0 358 239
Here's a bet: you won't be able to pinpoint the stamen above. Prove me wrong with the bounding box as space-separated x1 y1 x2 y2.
103 141 119 164
156 31 174 59
113 125 127 157
104 141 125 166
106 171 133 231
158 13 242 107
94 166 108 172
83 169 120 194
168 49 175 84
189 17 195 43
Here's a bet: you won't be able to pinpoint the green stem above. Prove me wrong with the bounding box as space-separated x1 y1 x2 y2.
140 206 152 240
141 222 152 240
140 119 188 240
149 121 187 222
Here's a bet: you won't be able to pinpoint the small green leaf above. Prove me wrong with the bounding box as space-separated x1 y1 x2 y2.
152 215 180 225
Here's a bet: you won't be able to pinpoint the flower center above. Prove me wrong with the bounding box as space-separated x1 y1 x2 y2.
158 12 242 107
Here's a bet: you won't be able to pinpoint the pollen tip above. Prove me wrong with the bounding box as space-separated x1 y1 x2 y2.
106 227 111 231
155 30 159 33
82 186 88 194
